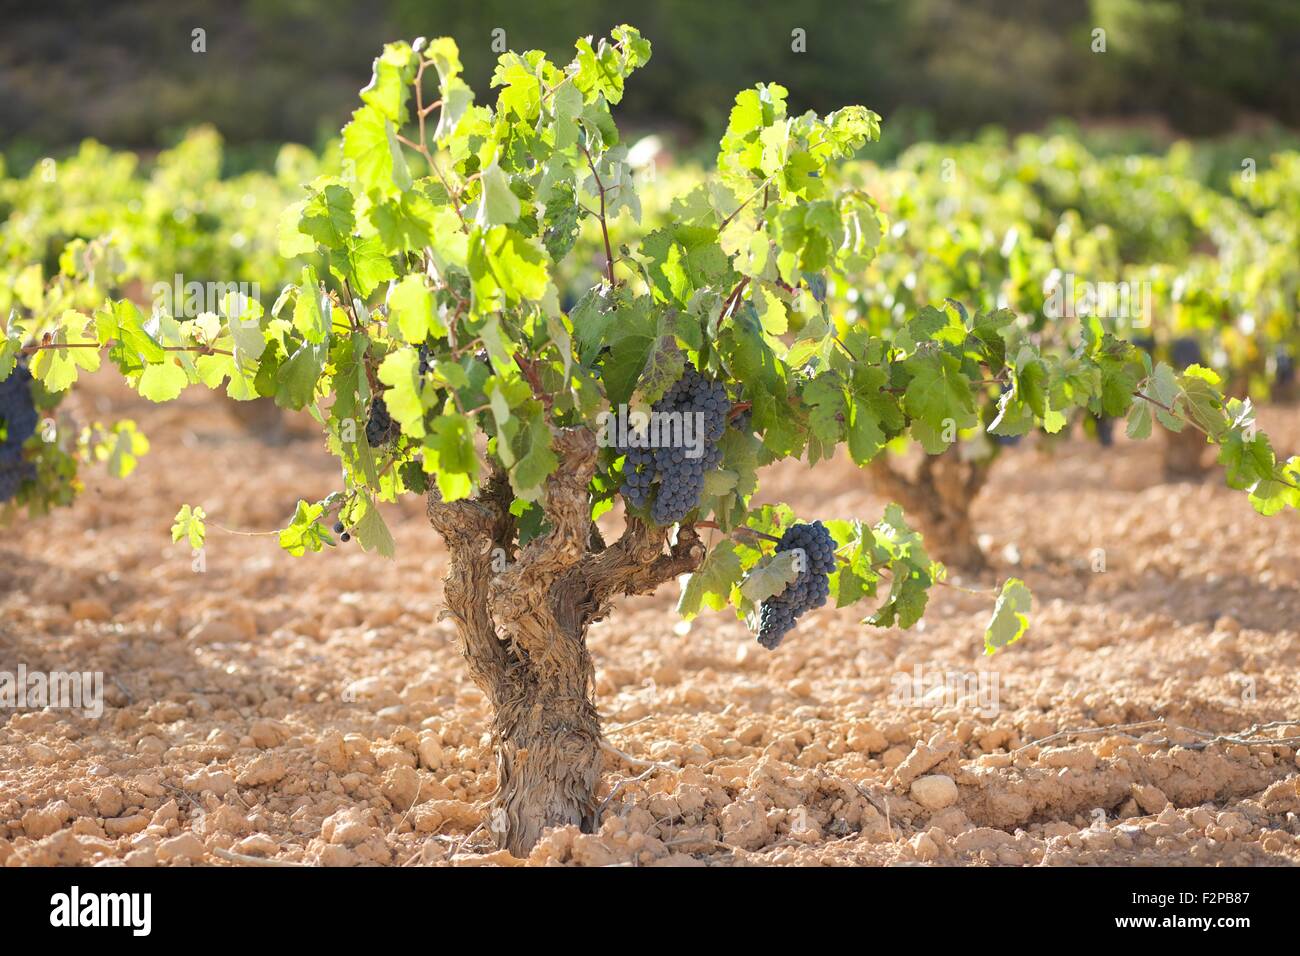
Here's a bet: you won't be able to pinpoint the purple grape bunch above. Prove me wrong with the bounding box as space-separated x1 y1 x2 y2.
617 368 730 524
0 365 38 503
756 521 836 649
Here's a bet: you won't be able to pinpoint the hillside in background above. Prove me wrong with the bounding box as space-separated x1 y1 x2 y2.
2 0 1298 172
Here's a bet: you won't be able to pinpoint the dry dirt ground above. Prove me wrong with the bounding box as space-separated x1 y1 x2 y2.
2 369 1299 867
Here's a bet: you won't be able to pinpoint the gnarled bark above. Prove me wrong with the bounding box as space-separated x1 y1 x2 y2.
426 427 705 855
868 451 992 569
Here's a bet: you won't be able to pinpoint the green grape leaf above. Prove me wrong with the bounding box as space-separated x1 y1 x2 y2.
507 409 557 500
423 412 479 502
342 105 410 197
336 235 397 298
377 347 427 439
475 161 521 228
635 335 685 405
291 269 330 344
300 184 356 249
279 500 332 556
171 505 207 549
360 41 417 124
275 337 328 410
351 494 396 558
1218 429 1274 491
278 200 317 257
677 541 743 619
388 274 440 343
469 226 549 308
902 350 977 454
739 549 802 604
985 577 1032 655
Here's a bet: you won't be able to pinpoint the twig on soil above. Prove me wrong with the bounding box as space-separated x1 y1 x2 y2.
597 762 662 818
851 781 896 844
451 820 488 858
599 739 678 771
1014 717 1300 756
212 847 306 867
110 677 134 704
159 782 203 811
604 715 654 736
391 778 423 837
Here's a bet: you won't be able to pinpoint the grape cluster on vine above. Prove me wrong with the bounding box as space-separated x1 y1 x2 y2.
366 396 399 447
617 368 730 524
0 365 38 503
1170 336 1204 370
756 521 836 649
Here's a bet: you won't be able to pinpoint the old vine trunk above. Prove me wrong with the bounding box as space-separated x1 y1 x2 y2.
1162 426 1211 480
868 451 993 570
426 428 704 855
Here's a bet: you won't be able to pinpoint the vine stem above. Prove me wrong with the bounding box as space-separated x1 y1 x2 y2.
207 522 279 538
402 60 468 232
693 519 780 544
512 353 553 413
720 276 751 323
580 142 617 287
1132 387 1300 491
719 175 774 230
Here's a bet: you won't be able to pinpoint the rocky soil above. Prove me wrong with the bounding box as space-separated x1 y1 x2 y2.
2 370 1298 866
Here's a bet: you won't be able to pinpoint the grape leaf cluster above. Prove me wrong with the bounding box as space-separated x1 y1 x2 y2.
0 365 38 503
757 521 836 649
618 368 730 525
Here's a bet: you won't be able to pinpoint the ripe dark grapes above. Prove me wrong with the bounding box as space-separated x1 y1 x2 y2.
616 368 731 525
333 521 345 534
1275 347 1294 389
1170 336 1204 370
1094 413 1114 448
366 396 399 446
756 521 836 649
0 365 38 450
340 531 351 542
0 365 39 504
